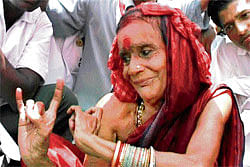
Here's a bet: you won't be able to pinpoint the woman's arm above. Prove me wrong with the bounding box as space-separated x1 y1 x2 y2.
75 90 232 167
96 93 137 142
81 93 136 166
156 89 232 167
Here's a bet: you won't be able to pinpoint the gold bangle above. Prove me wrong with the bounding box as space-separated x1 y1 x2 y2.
146 148 151 167
144 148 149 167
119 143 128 167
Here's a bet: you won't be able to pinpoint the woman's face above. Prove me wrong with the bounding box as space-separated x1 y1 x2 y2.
118 20 167 105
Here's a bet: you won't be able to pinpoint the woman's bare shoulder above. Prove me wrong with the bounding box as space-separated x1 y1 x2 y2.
96 93 136 114
95 93 137 141
204 89 233 124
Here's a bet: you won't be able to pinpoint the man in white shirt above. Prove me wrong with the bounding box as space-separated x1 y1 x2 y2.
42 0 211 110
208 0 250 166
0 0 78 155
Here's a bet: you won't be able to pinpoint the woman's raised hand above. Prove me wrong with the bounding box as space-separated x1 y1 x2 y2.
67 106 103 155
16 80 64 166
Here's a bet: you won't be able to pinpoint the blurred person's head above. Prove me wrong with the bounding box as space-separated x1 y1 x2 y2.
7 0 42 12
133 0 156 6
208 0 250 51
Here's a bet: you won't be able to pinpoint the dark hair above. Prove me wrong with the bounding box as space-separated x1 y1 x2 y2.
208 0 235 29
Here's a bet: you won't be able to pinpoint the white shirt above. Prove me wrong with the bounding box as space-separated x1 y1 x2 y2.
45 34 83 89
0 1 52 106
210 35 250 167
210 36 250 111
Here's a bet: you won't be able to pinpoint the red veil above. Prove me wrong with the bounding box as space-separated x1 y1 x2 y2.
22 3 244 167
108 3 244 166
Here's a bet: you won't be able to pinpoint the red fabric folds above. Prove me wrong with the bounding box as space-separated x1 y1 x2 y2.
21 134 85 167
47 134 85 167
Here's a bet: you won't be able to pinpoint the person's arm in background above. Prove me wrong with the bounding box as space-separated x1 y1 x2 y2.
158 0 210 30
224 76 250 99
0 12 52 111
40 0 89 38
174 0 215 54
224 76 250 111
0 50 42 111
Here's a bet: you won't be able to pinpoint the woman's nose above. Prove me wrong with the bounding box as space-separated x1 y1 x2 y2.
128 56 144 75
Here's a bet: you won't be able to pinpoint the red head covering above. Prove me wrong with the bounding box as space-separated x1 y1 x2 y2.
108 3 244 166
108 3 211 103
108 3 211 120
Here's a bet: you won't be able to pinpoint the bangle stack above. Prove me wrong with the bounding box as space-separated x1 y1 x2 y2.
111 141 156 167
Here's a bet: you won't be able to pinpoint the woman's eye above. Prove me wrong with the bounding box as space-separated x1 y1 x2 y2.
140 49 151 57
120 53 131 65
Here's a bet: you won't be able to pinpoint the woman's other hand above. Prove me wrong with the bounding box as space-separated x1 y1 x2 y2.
16 79 64 167
67 106 103 155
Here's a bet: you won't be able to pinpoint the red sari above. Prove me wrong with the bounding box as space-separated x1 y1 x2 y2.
25 3 243 167
108 3 244 166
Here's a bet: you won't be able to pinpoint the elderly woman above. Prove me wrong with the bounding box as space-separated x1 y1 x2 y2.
16 3 244 167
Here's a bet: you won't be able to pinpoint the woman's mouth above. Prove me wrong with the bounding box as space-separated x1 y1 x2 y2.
133 77 154 87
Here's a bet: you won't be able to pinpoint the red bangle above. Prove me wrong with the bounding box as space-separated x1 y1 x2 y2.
115 143 124 167
111 141 121 167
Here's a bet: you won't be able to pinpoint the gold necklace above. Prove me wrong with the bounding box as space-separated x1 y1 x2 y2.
136 101 145 127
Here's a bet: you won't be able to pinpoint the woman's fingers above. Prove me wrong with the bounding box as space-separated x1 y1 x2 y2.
36 102 45 116
85 107 95 114
78 107 103 135
16 88 26 122
68 106 82 136
67 105 82 115
92 108 103 135
48 79 64 116
41 79 64 129
26 100 41 120
69 113 76 135
25 100 45 129
16 87 23 110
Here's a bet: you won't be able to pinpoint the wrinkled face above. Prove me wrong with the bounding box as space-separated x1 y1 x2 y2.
118 20 167 105
133 0 156 6
219 0 250 51
9 0 42 11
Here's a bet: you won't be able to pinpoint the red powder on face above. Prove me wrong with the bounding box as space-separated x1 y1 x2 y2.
123 37 131 50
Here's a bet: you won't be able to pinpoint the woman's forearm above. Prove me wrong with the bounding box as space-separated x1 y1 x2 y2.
77 134 116 162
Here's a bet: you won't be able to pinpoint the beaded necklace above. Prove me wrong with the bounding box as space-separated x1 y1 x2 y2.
136 101 145 127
